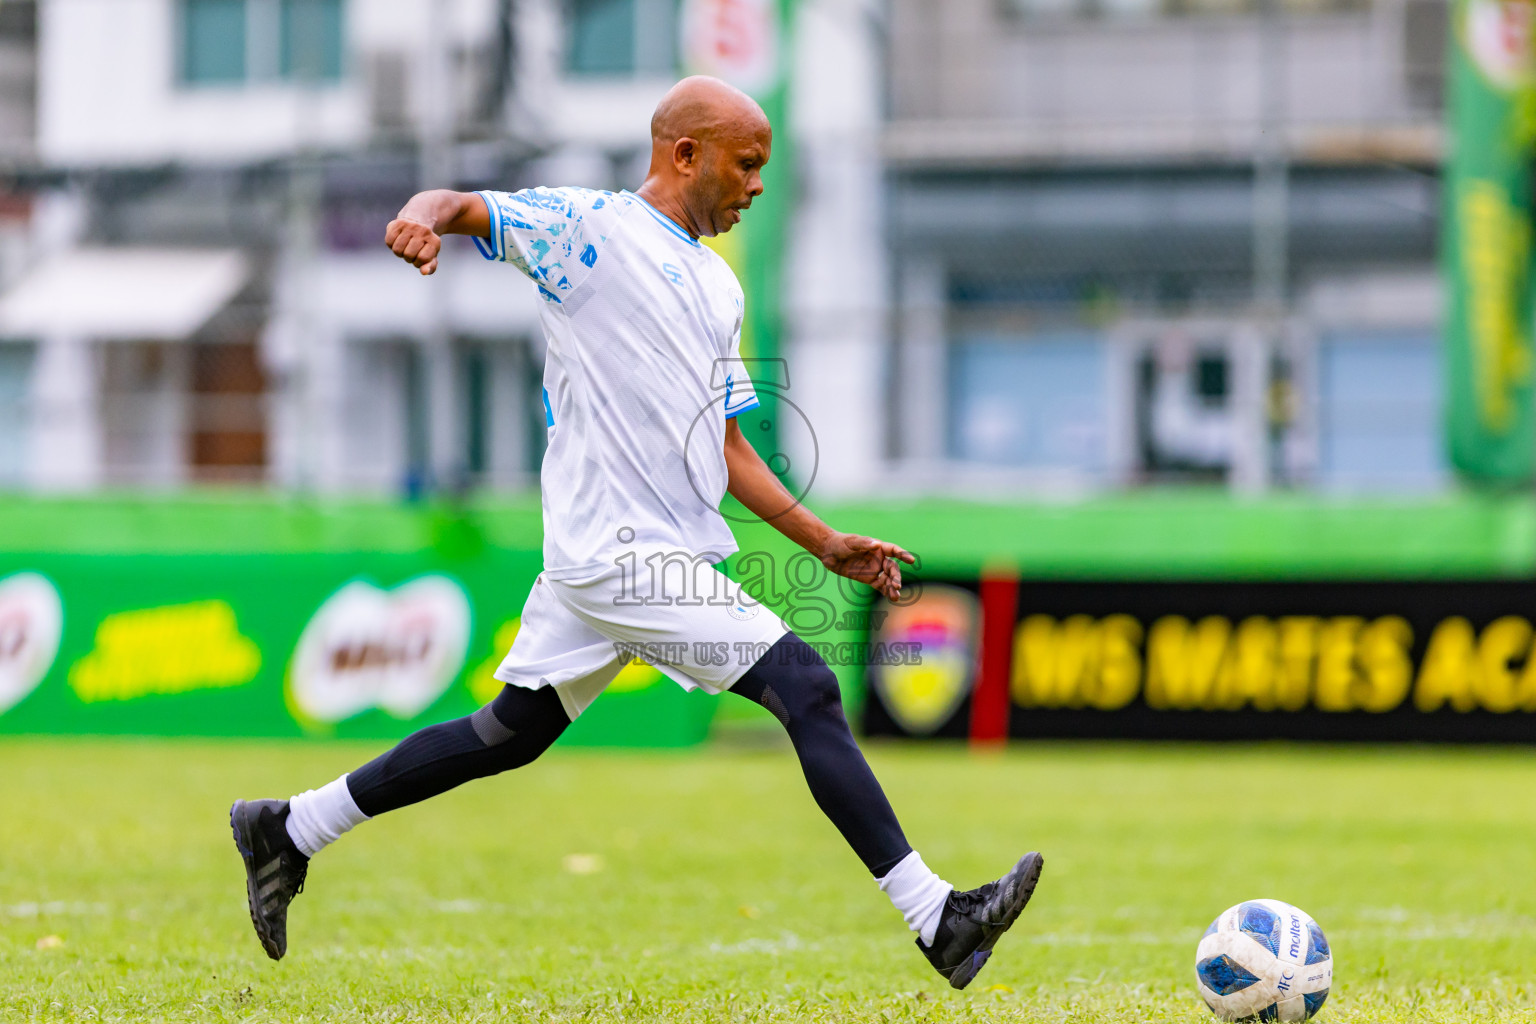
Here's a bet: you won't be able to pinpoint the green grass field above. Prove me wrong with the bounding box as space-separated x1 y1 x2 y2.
3 737 1535 1022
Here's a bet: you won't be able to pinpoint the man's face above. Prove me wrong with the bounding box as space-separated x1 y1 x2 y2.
685 125 771 237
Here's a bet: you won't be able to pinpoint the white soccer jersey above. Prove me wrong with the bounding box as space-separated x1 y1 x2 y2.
473 187 761 580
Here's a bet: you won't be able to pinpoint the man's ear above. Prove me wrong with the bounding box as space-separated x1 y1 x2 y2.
672 136 700 175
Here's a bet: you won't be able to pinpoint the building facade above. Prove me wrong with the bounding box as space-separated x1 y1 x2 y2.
0 0 711 493
0 0 1451 498
883 0 1447 493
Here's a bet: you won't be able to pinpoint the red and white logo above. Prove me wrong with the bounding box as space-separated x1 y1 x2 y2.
289 576 471 724
0 572 64 716
681 0 779 94
1468 0 1535 89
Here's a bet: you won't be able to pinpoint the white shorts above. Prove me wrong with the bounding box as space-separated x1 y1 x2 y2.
492 552 790 719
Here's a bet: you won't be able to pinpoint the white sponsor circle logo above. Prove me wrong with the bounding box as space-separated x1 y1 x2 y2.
0 572 64 716
726 597 761 621
289 575 471 723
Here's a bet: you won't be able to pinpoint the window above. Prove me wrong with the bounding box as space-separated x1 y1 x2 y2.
1134 344 1234 482
280 0 344 80
180 0 343 86
189 342 268 482
0 345 31 487
182 0 245 83
566 0 679 76
1317 331 1447 492
999 0 1366 18
947 332 1108 474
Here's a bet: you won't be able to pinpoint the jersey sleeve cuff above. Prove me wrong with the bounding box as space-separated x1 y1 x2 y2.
472 190 503 261
724 397 761 419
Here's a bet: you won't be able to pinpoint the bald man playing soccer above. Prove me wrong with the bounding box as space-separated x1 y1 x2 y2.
230 76 1042 989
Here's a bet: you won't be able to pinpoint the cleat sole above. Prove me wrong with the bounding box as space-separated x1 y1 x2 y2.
947 948 992 989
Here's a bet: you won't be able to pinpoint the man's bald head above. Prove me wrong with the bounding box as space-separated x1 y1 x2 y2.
637 76 772 239
650 75 769 144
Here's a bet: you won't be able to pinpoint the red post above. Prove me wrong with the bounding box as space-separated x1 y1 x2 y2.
969 571 1018 747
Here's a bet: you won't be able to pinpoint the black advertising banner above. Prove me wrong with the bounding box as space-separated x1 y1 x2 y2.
863 579 1536 742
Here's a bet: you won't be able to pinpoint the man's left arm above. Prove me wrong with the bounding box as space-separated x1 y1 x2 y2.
723 419 914 601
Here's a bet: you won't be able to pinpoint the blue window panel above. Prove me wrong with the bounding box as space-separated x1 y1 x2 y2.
182 0 246 84
280 0 344 81
947 332 1107 473
568 0 635 74
1318 331 1447 492
0 346 32 487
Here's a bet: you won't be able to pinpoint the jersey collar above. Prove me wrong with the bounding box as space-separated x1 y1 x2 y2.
624 191 702 248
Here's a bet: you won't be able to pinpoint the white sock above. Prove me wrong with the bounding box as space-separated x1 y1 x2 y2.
285 774 370 858
878 850 952 947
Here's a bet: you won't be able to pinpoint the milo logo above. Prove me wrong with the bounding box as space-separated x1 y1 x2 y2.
0 572 64 716
288 576 471 724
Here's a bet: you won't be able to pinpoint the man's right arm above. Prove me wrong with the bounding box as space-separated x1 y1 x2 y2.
384 189 491 276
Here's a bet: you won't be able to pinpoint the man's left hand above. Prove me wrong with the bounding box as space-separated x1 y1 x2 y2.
818 533 916 602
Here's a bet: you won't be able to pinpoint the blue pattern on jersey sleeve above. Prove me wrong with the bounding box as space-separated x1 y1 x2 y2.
724 396 760 420
473 187 611 305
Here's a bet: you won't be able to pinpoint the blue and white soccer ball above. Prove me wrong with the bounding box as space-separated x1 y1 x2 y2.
1195 899 1332 1021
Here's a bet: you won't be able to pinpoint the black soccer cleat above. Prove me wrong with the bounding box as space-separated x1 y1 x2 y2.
918 851 1044 990
230 798 309 961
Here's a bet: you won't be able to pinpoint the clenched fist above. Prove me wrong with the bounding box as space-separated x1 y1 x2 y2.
385 218 442 276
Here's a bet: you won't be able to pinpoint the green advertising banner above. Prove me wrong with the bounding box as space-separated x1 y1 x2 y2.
0 553 717 746
4 491 1535 743
1445 0 1536 483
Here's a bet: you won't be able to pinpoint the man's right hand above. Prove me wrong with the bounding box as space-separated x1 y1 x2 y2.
383 190 491 276
385 217 443 276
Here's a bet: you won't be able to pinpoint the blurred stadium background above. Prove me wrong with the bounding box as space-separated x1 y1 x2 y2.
11 2 1536 1020
1 0 1530 745
0 0 1454 498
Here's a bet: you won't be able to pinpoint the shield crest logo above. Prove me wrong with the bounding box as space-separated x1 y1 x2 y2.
870 584 979 735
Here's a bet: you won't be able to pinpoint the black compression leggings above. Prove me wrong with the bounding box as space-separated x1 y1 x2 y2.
728 632 912 877
344 631 912 878
346 684 570 817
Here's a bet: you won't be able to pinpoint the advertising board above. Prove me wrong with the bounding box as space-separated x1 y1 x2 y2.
865 577 1536 741
0 554 715 747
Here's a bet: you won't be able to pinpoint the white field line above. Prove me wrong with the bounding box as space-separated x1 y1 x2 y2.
707 933 814 956
0 901 111 918
1023 910 1536 948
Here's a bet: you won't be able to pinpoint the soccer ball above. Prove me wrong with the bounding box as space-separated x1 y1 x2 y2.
1195 899 1332 1021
